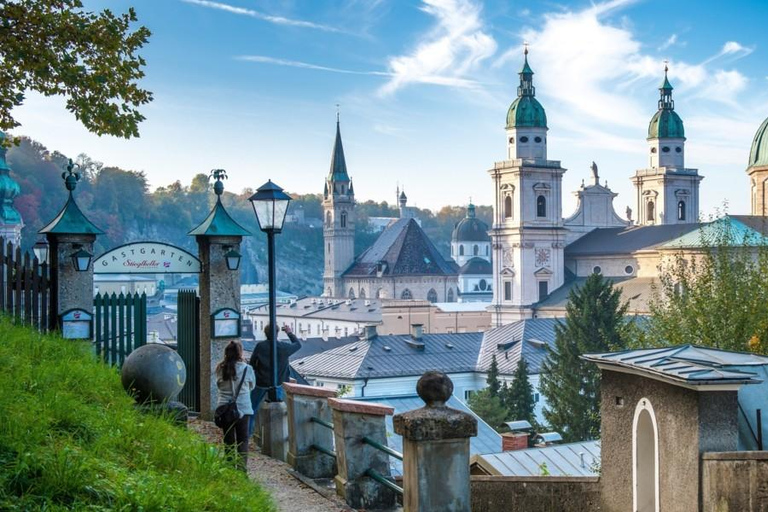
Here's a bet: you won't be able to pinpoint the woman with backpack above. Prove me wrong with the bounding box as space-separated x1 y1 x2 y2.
215 340 255 471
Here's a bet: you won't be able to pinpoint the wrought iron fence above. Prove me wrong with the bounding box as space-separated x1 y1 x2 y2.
0 239 52 332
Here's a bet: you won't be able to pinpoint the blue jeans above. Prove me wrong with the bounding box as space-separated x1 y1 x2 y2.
248 386 284 438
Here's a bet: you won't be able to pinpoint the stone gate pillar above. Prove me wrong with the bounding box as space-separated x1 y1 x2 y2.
39 160 103 330
394 371 477 512
189 170 250 417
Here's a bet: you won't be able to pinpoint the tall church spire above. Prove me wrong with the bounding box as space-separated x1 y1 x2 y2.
328 119 349 181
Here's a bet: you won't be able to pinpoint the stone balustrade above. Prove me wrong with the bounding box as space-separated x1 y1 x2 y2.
282 381 338 478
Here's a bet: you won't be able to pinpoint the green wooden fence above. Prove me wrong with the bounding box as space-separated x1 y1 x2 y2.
94 292 147 366
177 289 200 411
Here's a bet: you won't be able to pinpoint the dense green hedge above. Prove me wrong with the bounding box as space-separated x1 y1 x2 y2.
0 318 273 511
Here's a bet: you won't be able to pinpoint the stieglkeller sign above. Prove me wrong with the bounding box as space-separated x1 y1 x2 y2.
94 242 201 274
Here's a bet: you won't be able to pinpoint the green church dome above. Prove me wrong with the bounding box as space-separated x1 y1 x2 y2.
647 66 685 140
506 49 547 130
749 116 768 168
506 96 547 129
647 109 685 139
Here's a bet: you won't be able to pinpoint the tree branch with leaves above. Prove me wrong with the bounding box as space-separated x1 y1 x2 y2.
0 0 152 139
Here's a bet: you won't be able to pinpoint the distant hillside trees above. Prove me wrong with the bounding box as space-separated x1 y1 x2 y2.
6 137 490 297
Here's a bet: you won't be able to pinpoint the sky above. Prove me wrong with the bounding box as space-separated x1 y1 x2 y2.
12 0 768 217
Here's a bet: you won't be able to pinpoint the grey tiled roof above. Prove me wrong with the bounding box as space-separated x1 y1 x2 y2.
474 440 600 477
344 218 458 277
292 319 560 380
477 318 559 375
292 332 483 379
353 394 502 476
565 223 699 256
534 276 655 314
583 345 768 386
250 297 382 323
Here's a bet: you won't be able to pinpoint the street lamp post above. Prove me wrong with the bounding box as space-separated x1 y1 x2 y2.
249 180 292 402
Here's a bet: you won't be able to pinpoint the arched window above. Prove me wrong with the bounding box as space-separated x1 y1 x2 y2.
677 201 686 221
427 289 438 303
348 288 355 299
459 245 465 256
401 289 412 300
375 288 383 299
473 244 479 256
340 211 347 228
326 211 332 227
504 195 513 219
536 195 546 218
359 289 366 299
647 201 655 222
447 288 454 302
633 398 659 512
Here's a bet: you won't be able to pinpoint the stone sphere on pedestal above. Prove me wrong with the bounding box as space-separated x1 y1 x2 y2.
121 343 186 403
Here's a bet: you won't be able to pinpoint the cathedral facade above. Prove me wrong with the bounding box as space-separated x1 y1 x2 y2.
488 51 765 327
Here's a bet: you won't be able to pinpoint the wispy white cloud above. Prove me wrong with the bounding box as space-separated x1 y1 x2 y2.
658 34 677 51
236 55 389 76
181 0 340 32
237 55 486 89
379 0 497 95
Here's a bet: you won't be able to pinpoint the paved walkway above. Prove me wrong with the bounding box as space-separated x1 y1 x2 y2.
189 418 351 512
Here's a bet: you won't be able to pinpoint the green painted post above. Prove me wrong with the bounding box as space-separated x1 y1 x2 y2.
110 293 117 366
126 292 133 356
118 293 126 366
139 293 147 346
94 293 102 358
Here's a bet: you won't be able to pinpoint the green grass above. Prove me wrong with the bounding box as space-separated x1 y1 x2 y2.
0 318 274 511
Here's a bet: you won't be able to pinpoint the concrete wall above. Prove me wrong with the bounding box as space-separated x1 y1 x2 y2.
702 451 768 511
470 476 601 511
599 370 739 512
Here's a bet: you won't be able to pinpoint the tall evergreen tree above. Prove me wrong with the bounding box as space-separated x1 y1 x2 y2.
467 389 507 432
540 273 629 442
487 354 501 397
505 358 536 425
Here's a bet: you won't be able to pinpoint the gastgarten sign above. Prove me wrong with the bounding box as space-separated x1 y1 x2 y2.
94 242 201 274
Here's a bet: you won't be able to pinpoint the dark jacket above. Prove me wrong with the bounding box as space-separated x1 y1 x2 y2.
249 332 301 387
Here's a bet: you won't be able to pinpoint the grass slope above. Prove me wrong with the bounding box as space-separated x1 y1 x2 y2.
0 318 273 511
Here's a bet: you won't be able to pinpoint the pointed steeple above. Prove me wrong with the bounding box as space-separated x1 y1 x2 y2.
658 63 674 110
328 118 349 182
517 45 535 97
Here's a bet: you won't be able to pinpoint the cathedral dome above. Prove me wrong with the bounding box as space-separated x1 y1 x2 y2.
647 109 685 139
749 116 768 168
452 204 490 243
506 96 547 129
458 257 492 276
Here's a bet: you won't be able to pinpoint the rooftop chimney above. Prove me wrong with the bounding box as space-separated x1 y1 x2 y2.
362 324 378 341
411 323 424 340
501 432 529 451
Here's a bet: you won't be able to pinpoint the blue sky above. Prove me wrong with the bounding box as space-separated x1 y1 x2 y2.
12 0 768 217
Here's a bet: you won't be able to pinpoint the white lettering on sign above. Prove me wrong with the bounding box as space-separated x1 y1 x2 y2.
94 242 201 274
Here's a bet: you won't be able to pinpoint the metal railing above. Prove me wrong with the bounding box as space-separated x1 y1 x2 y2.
308 414 404 496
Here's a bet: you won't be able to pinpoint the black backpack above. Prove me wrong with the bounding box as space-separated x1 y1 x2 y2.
214 369 248 429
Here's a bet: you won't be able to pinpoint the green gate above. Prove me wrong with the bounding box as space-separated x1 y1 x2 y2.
176 289 200 411
94 292 147 366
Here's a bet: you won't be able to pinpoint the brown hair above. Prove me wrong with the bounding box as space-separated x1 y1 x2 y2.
216 340 243 381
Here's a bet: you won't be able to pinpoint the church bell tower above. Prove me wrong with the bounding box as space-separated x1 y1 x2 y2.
323 117 355 298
